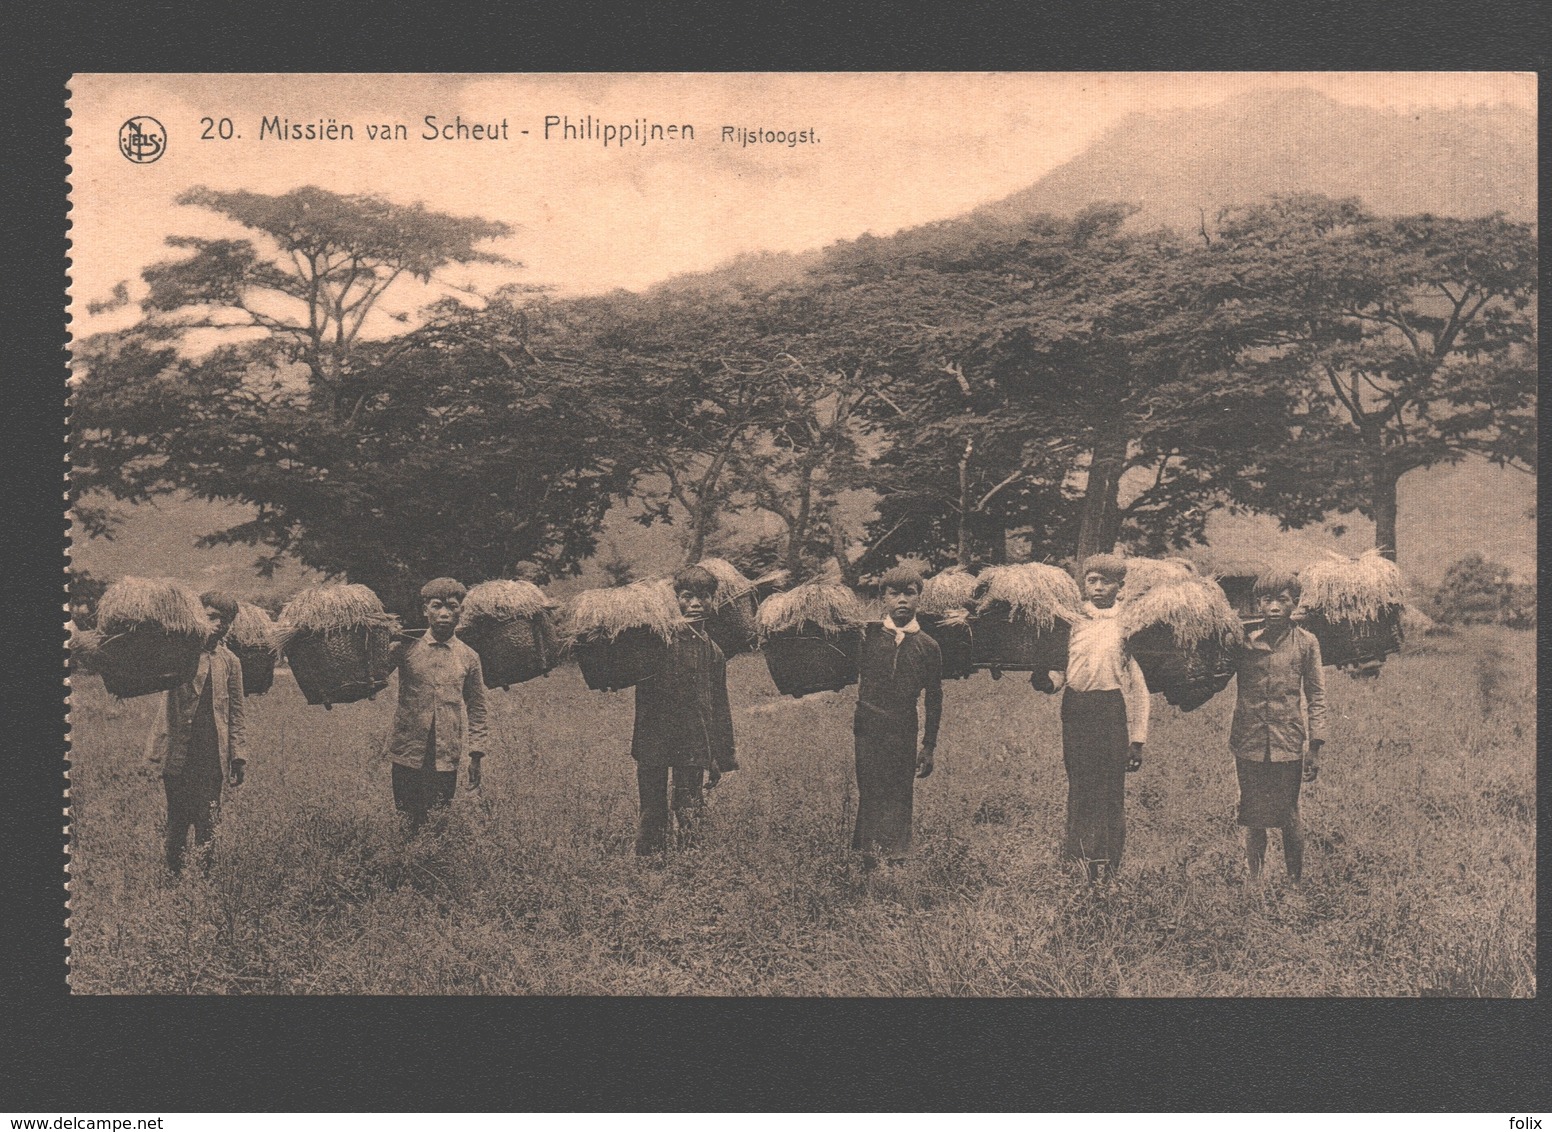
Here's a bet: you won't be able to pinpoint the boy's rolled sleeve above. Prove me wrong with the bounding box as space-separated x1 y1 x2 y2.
464 653 489 755
1303 633 1329 746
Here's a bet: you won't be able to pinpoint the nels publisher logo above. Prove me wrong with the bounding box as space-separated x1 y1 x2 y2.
119 116 166 164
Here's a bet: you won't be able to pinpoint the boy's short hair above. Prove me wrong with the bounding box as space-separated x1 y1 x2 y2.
879 564 924 594
1252 569 1302 603
199 590 239 623
672 565 718 599
420 577 467 603
1080 553 1129 582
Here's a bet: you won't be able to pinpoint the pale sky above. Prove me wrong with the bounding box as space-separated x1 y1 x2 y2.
70 72 1534 336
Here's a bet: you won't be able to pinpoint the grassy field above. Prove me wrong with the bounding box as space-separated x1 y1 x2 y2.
66 626 1535 996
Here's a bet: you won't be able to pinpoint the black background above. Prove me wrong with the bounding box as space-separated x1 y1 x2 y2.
4 0 1548 1111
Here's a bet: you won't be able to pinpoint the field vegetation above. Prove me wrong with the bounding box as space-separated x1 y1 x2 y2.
67 626 1534 996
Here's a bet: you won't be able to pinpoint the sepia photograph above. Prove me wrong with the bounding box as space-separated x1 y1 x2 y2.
65 72 1536 997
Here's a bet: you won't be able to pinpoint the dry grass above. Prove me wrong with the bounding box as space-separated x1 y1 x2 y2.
974 564 1085 631
1300 550 1410 622
757 583 868 637
1118 574 1245 648
561 579 686 642
461 579 553 624
96 577 209 637
919 567 979 616
229 603 278 653
278 585 393 644
65 627 1534 997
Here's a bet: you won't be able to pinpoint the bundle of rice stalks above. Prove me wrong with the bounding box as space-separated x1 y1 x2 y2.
1117 572 1243 649
1298 550 1408 622
96 576 209 637
70 625 104 677
562 579 686 643
1296 550 1408 670
918 566 979 616
562 580 685 693
1119 573 1244 711
695 558 786 658
228 602 280 696
757 582 868 639
1185 553 1270 618
458 579 561 689
972 563 1084 631
1115 557 1196 603
92 577 208 698
278 584 397 708
461 578 553 624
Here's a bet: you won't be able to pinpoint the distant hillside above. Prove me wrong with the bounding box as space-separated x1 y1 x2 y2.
973 87 1536 234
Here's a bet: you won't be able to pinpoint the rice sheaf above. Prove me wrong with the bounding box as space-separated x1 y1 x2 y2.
1298 549 1408 622
973 563 1084 631
461 579 553 624
757 582 868 638
96 576 209 638
562 579 687 642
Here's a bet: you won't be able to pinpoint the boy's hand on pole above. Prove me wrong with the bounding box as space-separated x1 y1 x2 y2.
1126 743 1143 772
467 752 483 790
916 745 935 779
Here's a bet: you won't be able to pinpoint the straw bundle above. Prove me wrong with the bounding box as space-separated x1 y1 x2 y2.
228 602 280 696
563 579 687 643
459 579 561 689
695 558 785 659
278 584 397 708
918 567 979 616
1117 573 1243 649
757 582 868 639
96 576 209 637
972 563 1084 631
92 577 208 698
460 578 553 623
1298 550 1408 622
1115 557 1196 603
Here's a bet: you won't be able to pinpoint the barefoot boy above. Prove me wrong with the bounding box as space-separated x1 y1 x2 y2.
1229 570 1329 881
384 578 489 834
851 565 943 864
630 565 737 854
1040 554 1150 882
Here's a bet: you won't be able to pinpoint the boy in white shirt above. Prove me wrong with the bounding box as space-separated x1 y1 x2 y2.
1035 554 1150 881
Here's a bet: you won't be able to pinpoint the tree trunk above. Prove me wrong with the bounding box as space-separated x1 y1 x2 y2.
1075 427 1129 563
955 439 974 567
784 464 817 577
1372 461 1400 562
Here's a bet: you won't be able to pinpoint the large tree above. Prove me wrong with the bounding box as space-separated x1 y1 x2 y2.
71 188 635 611
1216 196 1538 561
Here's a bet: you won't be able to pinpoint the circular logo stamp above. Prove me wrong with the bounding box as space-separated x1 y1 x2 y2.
118 117 166 164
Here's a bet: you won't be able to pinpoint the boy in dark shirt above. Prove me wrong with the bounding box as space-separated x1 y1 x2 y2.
631 565 737 854
851 565 943 864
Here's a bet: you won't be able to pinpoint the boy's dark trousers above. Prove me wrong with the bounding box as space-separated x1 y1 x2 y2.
393 727 456 833
635 764 705 854
163 677 223 874
1061 688 1130 879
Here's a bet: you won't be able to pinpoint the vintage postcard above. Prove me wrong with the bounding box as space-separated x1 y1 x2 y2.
65 73 1536 996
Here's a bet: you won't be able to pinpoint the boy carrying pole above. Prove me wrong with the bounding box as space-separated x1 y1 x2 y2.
383 578 489 834
1229 571 1329 882
146 590 247 875
851 565 943 865
630 565 737 855
1034 554 1149 882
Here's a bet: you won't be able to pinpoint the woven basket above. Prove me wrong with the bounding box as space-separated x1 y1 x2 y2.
1300 605 1404 669
705 591 758 659
285 624 393 708
232 643 277 696
968 604 1070 672
460 610 561 689
762 624 861 698
573 627 667 692
95 623 204 698
1127 623 1236 711
918 614 974 680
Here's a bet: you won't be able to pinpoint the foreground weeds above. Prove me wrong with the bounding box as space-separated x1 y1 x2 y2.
67 627 1534 996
